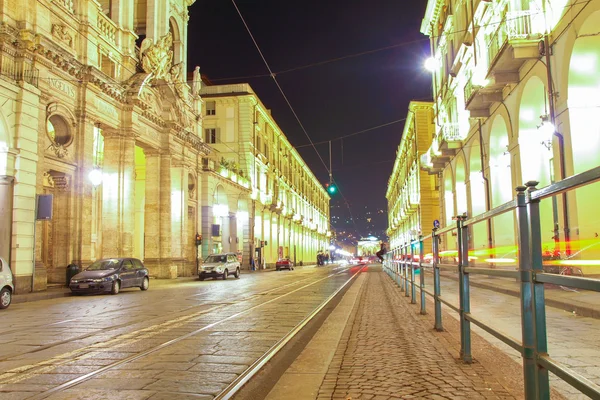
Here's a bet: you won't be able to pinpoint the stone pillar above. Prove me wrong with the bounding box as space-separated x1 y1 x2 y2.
72 119 95 268
144 151 160 273
12 86 40 293
160 153 174 277
170 162 188 276
101 131 135 258
230 213 238 254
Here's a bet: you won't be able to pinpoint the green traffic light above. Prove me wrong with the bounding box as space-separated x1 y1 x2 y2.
328 185 337 194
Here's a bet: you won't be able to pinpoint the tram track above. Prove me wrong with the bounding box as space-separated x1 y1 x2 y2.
0 270 322 361
1 265 363 400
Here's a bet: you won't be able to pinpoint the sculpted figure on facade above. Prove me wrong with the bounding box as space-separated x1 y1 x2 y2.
51 24 73 48
170 62 190 105
192 66 201 96
140 33 173 81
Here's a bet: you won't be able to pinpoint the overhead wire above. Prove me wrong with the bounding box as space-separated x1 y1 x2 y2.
230 0 365 238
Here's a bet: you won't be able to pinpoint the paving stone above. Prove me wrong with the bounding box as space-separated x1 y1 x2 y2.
316 268 518 400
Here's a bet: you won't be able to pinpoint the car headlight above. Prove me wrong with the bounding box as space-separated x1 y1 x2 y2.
71 279 78 284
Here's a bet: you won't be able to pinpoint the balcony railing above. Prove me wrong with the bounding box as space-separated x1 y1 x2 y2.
55 0 74 12
98 13 118 45
488 10 543 68
0 55 39 88
441 123 464 142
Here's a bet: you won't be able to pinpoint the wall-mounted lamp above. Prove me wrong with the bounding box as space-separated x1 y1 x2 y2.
538 115 555 150
89 167 103 187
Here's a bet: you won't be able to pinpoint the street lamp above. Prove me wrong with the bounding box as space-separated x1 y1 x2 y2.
89 167 103 187
424 57 438 72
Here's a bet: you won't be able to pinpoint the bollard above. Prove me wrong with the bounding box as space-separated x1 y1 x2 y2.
404 244 410 297
457 214 472 363
419 235 426 315
433 228 443 331
410 241 416 304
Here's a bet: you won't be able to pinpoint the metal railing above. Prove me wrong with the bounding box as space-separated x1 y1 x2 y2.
383 165 600 399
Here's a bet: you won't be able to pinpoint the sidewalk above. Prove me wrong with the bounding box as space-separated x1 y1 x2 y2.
269 266 528 400
435 271 600 319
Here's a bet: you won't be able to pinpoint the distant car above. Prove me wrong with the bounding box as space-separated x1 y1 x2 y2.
199 253 240 280
69 258 149 295
276 258 294 271
0 257 14 309
338 259 349 266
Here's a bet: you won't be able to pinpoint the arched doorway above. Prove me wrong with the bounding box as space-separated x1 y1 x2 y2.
567 10 600 267
210 184 229 255
443 167 456 253
0 116 13 264
455 156 468 216
489 116 515 257
469 139 488 253
519 76 555 254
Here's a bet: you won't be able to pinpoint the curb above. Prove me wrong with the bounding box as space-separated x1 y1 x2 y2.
12 263 324 305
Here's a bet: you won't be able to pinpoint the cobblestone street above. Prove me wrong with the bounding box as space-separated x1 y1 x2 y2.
316 267 518 400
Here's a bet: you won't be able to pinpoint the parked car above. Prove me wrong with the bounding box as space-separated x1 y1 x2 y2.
276 258 294 271
199 253 240 281
0 257 14 309
69 258 150 295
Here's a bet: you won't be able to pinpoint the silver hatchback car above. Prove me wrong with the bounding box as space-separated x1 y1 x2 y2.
199 253 241 281
0 257 14 309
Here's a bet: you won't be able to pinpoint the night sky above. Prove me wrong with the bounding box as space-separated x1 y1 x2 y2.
187 0 432 242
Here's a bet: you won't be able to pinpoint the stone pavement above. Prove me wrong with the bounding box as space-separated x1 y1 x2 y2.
307 266 520 400
436 270 600 319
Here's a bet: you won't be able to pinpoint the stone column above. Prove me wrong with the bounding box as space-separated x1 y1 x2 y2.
230 213 238 254
101 131 135 258
72 119 95 268
12 86 40 293
159 153 173 277
144 151 160 274
170 161 188 276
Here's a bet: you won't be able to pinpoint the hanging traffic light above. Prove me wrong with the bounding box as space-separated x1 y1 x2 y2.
327 184 337 194
195 233 202 246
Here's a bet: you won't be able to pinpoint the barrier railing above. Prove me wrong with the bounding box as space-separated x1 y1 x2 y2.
383 165 600 399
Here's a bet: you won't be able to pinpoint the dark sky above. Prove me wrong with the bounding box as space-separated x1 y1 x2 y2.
187 0 432 240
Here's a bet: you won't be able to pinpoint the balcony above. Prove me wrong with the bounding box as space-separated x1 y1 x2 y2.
487 10 543 83
464 70 502 118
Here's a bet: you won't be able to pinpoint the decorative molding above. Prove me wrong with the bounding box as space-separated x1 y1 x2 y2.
51 24 73 48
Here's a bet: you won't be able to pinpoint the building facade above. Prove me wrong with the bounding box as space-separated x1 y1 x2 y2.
199 83 330 268
386 102 440 254
421 0 600 270
0 0 214 292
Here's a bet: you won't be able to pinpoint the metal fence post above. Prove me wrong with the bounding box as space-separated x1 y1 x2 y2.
525 181 550 398
404 243 410 297
410 240 416 304
400 245 405 292
433 228 443 331
516 185 538 398
457 214 472 363
419 235 426 315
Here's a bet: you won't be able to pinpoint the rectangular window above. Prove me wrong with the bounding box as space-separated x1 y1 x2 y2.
205 128 217 144
206 101 216 116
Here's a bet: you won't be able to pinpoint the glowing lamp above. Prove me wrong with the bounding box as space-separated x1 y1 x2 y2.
89 167 103 187
213 204 229 218
424 57 438 72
